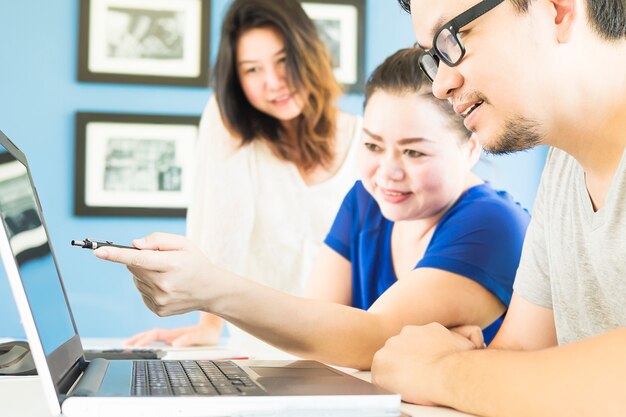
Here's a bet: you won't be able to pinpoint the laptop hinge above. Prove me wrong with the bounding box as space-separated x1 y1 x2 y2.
69 358 109 397
57 357 87 397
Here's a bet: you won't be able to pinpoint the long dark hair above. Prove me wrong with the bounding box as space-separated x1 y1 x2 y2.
214 0 342 171
364 48 468 139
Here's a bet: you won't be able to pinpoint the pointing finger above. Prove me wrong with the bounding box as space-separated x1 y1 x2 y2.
94 246 170 272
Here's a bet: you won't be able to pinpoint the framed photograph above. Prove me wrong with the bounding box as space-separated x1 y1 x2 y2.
77 0 211 87
301 0 366 94
74 112 200 217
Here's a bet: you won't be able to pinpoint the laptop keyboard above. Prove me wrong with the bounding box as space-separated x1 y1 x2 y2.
132 360 266 396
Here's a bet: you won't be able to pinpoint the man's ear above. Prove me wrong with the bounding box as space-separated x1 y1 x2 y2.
550 0 577 43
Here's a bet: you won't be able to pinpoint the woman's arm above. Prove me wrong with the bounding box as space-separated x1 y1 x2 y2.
97 233 501 370
304 245 352 305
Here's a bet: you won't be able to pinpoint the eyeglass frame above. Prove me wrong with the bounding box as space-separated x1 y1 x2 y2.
418 0 505 81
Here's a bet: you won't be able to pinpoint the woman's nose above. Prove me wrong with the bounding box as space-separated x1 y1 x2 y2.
265 67 284 90
379 158 404 181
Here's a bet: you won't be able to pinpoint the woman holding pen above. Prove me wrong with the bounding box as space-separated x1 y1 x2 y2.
124 0 362 350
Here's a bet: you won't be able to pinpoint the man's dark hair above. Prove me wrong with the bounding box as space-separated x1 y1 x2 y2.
397 0 626 40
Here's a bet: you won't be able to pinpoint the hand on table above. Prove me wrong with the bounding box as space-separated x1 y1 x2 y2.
124 323 221 347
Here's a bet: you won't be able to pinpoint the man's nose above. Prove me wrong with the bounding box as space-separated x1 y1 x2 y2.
431 61 463 100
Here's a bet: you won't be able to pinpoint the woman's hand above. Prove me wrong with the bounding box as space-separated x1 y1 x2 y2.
124 323 222 347
94 232 218 317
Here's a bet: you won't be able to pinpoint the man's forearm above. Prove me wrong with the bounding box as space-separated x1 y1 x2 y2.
205 267 392 369
440 328 626 417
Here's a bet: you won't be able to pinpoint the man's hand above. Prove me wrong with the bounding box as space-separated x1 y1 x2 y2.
371 322 483 406
94 232 216 317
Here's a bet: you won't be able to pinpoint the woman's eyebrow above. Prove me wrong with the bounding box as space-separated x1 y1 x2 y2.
363 128 430 145
362 128 383 141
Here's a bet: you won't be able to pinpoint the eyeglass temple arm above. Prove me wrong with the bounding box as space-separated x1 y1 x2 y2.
447 0 504 31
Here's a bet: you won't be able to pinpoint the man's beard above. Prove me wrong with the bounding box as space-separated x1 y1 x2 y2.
483 116 544 155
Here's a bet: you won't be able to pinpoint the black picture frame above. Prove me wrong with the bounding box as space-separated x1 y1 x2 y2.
77 0 211 87
74 112 200 217
301 0 366 94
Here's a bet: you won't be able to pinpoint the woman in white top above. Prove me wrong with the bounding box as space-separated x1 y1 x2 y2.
125 0 361 348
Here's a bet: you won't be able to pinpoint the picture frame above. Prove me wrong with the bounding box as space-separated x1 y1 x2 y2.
77 0 211 87
301 0 366 94
74 112 200 217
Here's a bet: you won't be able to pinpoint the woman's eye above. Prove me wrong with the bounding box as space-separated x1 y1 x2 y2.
364 142 381 152
244 67 258 74
404 149 424 158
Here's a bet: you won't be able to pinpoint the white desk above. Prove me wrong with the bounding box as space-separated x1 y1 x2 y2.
0 339 474 417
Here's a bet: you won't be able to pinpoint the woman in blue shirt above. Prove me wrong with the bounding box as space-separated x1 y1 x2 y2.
95 48 530 369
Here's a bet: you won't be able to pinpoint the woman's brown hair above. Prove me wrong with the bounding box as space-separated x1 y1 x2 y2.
214 0 342 171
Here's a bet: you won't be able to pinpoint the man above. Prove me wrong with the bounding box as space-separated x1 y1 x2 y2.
371 0 626 416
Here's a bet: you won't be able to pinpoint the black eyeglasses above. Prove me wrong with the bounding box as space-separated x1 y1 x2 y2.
419 0 504 82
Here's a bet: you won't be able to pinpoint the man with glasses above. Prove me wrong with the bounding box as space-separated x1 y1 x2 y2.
371 0 626 415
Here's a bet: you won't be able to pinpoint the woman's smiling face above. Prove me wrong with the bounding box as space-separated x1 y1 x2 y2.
236 27 304 123
359 90 478 222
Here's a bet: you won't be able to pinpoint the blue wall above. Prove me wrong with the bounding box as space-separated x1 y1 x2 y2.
0 1 546 339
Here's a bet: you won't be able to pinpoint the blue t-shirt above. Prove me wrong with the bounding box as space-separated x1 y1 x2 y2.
324 181 530 344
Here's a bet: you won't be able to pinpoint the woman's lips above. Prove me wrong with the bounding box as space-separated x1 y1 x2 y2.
379 187 411 204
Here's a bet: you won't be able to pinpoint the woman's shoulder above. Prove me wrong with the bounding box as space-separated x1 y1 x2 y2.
349 180 370 199
336 111 362 141
462 183 528 211
328 110 362 172
431 183 530 251
198 95 246 159
199 95 222 127
327 180 386 238
347 181 386 226
338 180 375 211
447 183 531 228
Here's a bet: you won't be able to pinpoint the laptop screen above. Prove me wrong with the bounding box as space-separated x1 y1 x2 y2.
0 145 76 355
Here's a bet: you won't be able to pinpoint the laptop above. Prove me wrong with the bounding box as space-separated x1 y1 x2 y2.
0 130 400 417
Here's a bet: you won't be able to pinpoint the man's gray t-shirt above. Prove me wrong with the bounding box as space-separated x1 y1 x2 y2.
514 147 626 345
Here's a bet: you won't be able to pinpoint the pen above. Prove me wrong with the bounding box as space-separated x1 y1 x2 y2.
71 238 138 250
